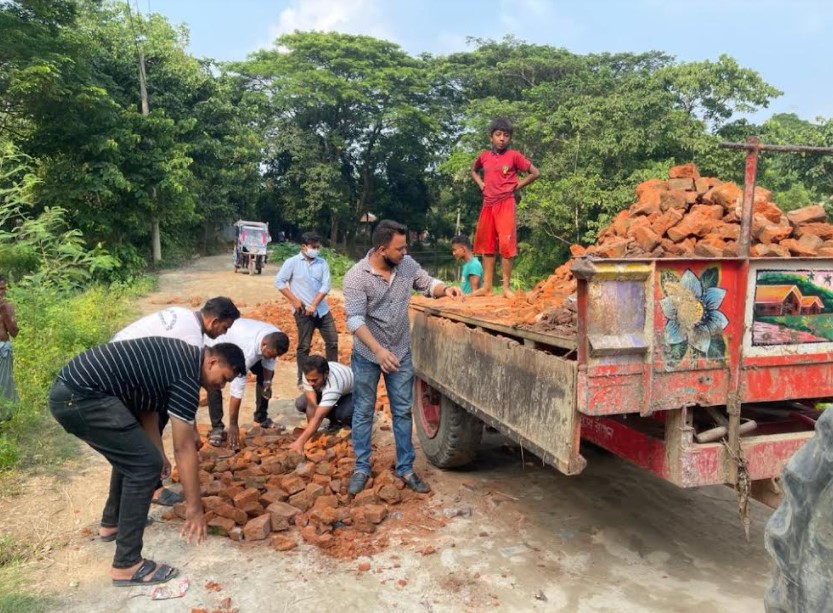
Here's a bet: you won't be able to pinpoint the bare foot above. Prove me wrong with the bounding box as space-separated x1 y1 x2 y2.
99 526 117 539
471 287 492 297
502 287 515 299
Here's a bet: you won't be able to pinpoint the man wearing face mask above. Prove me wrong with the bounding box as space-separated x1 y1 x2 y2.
275 232 339 388
343 220 464 495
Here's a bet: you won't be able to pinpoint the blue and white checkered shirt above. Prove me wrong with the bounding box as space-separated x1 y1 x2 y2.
274 253 331 317
344 252 442 363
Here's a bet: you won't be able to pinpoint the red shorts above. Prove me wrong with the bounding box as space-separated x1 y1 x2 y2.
473 197 517 258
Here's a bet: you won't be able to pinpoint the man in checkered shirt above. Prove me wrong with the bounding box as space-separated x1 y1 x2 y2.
343 220 463 495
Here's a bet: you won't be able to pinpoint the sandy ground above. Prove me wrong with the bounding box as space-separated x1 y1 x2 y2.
0 255 774 612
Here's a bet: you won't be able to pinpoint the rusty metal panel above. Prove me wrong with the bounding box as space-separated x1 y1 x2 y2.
410 311 585 476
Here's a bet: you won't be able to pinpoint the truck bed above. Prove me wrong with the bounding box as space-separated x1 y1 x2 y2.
409 299 576 351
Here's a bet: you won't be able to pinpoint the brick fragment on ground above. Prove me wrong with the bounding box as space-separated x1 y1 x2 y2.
207 516 236 537
271 534 297 551
243 514 271 541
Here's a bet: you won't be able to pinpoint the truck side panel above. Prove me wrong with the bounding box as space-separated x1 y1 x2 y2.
410 311 586 476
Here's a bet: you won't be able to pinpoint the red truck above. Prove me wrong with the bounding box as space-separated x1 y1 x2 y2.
410 140 832 611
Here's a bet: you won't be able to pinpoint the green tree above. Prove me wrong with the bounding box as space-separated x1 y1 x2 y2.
232 31 451 245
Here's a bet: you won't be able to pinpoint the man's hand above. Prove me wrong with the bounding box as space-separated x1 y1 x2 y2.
227 423 240 450
304 304 316 317
444 286 464 299
293 299 304 312
181 504 206 545
161 456 172 480
289 440 304 455
374 347 400 373
262 386 272 400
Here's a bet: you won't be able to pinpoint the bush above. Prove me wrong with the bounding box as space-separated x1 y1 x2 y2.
0 278 152 470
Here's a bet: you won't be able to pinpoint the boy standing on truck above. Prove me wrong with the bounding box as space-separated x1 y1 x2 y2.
470 118 540 298
451 235 483 295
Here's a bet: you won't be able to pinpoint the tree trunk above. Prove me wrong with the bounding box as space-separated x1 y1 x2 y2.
330 213 338 246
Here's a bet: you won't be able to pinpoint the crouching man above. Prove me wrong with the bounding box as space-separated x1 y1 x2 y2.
289 355 353 454
48 338 245 587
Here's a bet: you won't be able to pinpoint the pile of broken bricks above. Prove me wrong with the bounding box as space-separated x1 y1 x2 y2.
164 424 410 552
512 163 833 334
584 162 833 259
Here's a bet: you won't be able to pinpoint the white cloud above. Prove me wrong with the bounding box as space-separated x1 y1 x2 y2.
268 0 392 44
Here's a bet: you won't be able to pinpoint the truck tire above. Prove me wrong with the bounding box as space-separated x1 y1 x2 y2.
764 406 833 612
414 377 482 468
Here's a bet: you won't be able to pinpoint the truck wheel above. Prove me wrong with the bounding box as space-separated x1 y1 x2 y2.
764 407 833 612
414 377 482 468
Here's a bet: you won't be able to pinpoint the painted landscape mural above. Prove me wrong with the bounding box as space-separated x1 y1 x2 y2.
753 270 833 345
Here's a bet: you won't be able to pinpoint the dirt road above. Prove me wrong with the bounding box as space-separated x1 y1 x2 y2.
1 255 774 612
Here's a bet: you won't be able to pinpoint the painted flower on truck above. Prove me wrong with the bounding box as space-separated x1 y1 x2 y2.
660 267 728 364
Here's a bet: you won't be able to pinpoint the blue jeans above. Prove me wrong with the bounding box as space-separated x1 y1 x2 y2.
351 350 415 477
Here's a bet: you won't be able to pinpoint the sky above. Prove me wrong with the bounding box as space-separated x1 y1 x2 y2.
146 0 833 123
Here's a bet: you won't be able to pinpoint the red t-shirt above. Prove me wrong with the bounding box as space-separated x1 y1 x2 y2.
474 148 532 205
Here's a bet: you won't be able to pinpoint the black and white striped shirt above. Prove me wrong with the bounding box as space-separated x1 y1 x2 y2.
344 252 441 362
57 337 202 424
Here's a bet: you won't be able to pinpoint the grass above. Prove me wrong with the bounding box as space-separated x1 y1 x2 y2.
0 537 53 613
1 276 154 472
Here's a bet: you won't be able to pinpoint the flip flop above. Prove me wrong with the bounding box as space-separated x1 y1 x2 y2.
112 559 178 587
151 488 184 507
208 427 226 447
100 517 154 542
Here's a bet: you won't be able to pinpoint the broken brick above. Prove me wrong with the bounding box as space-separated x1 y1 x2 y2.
207 516 236 537
668 163 700 179
243 514 271 541
267 501 301 531
667 178 695 191
214 501 248 526
233 488 261 509
787 205 827 226
270 534 297 551
631 225 661 253
376 484 401 505
280 475 306 496
709 182 742 210
659 190 688 212
260 489 289 506
794 223 833 241
353 489 378 506
363 504 388 524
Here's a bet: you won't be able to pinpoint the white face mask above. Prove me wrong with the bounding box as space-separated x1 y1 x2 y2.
305 248 319 259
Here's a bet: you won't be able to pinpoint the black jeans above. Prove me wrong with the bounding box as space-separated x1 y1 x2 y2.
208 362 269 428
294 310 338 385
294 391 354 427
48 380 161 569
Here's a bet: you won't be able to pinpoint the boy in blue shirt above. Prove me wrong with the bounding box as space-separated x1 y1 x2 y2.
451 235 483 295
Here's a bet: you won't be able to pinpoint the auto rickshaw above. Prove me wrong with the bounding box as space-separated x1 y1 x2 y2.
233 220 271 274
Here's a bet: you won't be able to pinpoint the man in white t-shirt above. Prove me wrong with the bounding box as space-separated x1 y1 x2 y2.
289 355 353 454
206 318 290 449
113 297 240 346
111 296 241 507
